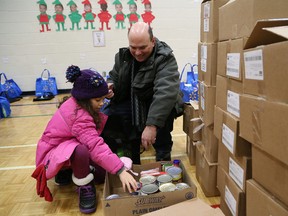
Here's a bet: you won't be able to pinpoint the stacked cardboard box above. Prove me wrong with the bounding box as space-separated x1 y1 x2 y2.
183 102 202 165
195 0 230 197
240 19 288 215
215 1 288 215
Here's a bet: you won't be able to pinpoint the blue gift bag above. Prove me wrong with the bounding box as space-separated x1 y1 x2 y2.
0 73 22 100
179 63 198 103
0 96 11 118
35 69 58 97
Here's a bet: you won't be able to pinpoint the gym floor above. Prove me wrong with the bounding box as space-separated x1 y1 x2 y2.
0 94 220 215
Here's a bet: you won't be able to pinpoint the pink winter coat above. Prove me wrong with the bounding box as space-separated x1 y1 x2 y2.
35 97 123 179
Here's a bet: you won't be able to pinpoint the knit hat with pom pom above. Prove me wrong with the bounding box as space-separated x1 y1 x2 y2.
66 65 108 100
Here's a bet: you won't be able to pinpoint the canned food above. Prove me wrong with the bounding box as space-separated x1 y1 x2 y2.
159 183 176 192
173 159 181 167
139 175 156 185
175 182 190 190
162 162 173 172
166 166 182 183
157 174 173 186
106 194 120 200
140 184 159 195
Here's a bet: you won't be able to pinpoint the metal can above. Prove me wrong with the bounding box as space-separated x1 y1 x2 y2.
106 194 120 200
166 166 182 183
157 174 173 186
162 162 173 172
139 175 156 185
175 182 190 190
159 183 176 192
140 184 159 195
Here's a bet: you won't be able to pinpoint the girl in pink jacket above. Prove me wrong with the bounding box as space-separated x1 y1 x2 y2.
32 65 137 214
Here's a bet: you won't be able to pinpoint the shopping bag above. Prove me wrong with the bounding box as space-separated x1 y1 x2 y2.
0 73 22 100
0 96 11 118
179 63 198 103
35 69 58 97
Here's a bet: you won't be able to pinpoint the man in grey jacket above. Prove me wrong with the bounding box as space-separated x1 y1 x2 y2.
102 22 183 164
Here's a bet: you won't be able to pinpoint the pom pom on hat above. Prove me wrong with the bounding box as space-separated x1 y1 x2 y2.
66 65 108 100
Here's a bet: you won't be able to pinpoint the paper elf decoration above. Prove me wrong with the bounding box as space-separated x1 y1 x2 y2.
82 0 96 30
113 0 126 29
141 0 155 27
127 0 140 28
52 0 67 31
37 0 51 32
97 0 112 30
67 0 82 30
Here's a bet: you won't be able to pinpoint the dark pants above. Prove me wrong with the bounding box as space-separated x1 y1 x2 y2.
101 104 175 164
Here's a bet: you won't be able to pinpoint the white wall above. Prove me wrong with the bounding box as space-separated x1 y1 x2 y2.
0 0 201 91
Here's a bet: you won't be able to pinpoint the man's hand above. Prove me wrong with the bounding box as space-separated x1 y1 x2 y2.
141 125 157 150
106 83 114 99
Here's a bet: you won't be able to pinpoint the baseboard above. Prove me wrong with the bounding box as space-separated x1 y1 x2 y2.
21 89 71 96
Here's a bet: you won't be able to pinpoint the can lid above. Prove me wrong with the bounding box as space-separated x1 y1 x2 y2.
106 194 120 200
159 183 176 192
141 184 159 194
139 175 156 185
166 166 182 175
175 183 190 190
157 174 173 183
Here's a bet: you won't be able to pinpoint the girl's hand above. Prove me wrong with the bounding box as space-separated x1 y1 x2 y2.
119 170 137 193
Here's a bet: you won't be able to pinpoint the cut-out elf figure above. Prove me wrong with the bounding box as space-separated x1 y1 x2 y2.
127 0 140 29
113 0 126 29
98 0 112 30
52 0 67 31
67 0 82 30
37 0 51 32
141 0 155 27
82 0 96 30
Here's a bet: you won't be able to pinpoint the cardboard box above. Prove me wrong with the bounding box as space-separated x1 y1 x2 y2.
240 94 288 166
218 142 252 191
199 81 216 126
183 102 202 141
246 180 288 216
187 135 196 165
102 162 197 216
216 75 243 118
198 42 217 86
196 144 220 197
243 19 288 103
143 198 224 216
217 38 248 81
219 0 288 41
219 172 246 216
252 146 288 206
214 106 251 157
201 124 218 163
200 0 229 43
217 165 226 196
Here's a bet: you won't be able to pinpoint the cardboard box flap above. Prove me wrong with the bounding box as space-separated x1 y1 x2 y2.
263 26 288 39
244 19 288 49
143 198 224 216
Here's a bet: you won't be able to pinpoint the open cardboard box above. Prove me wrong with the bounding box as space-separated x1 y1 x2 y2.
102 162 197 216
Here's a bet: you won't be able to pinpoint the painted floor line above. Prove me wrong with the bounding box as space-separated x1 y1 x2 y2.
0 165 35 171
11 102 58 107
9 114 53 118
0 144 37 149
